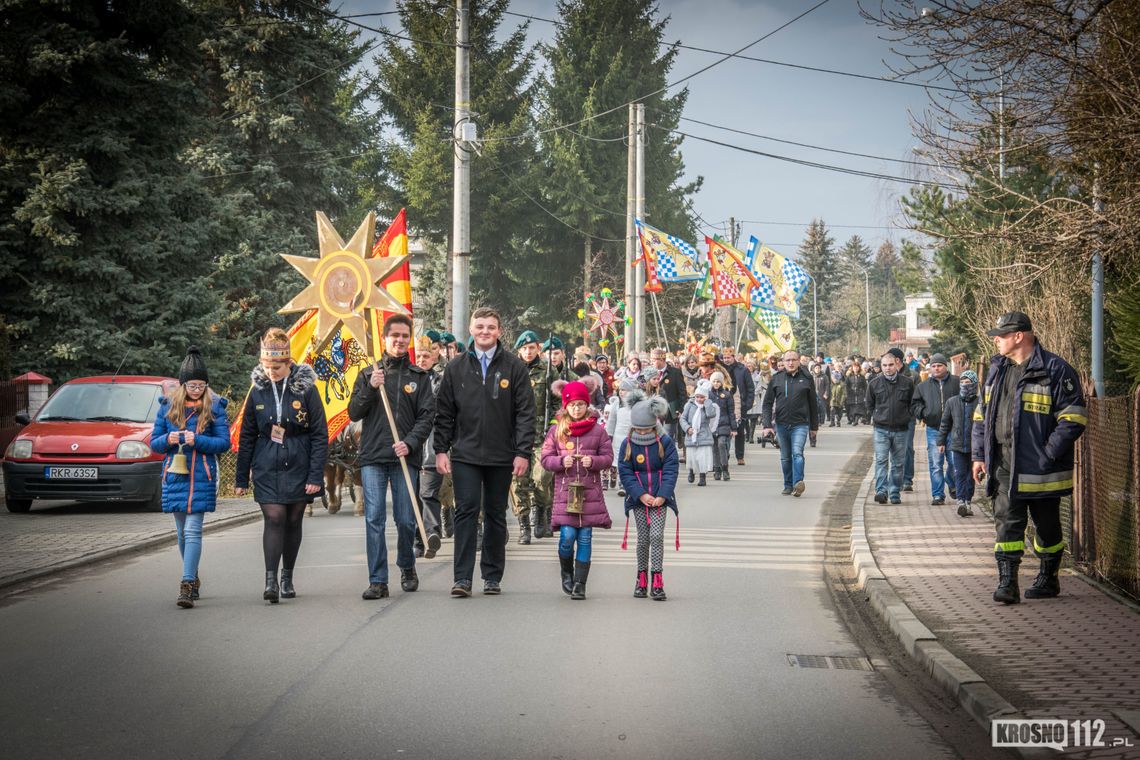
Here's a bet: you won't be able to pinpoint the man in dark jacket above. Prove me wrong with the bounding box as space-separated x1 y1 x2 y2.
760 350 818 497
720 346 755 464
912 353 960 506
349 314 435 600
650 347 688 434
434 307 536 597
971 312 1086 605
886 347 917 491
867 352 915 504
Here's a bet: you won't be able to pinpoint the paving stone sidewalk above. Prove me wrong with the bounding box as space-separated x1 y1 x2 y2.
0 498 261 589
863 434 1140 759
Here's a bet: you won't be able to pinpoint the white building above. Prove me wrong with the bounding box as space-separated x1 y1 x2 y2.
890 292 937 355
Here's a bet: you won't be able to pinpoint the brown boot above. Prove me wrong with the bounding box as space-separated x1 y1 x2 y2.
177 581 194 608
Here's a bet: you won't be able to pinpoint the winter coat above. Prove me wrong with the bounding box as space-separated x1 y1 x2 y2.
938 394 977 454
971 341 1086 501
761 368 819 430
540 412 614 529
844 372 868 414
710 386 736 435
681 366 701 396
618 434 679 516
865 372 915 431
830 380 847 409
680 398 719 446
235 363 328 504
658 363 689 421
348 352 435 467
724 361 755 414
813 372 830 403
150 395 231 514
605 389 643 460
433 341 537 467
912 374 961 428
421 369 443 466
749 371 767 416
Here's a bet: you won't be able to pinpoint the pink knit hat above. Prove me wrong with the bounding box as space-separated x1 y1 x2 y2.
561 380 591 406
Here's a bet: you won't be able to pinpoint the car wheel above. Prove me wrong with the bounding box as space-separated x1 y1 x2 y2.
5 496 33 513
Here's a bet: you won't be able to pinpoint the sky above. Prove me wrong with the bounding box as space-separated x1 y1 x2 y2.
340 0 935 259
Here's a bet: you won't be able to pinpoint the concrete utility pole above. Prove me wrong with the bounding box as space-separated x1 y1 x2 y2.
1092 174 1105 398
624 104 636 353
450 0 471 339
728 216 738 347
634 103 646 353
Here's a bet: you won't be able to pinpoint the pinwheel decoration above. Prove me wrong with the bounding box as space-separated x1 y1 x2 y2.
577 288 632 350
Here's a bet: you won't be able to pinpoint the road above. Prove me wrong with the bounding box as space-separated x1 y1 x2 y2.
0 427 972 759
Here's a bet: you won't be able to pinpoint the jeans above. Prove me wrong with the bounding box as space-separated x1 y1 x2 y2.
775 423 809 489
904 419 916 486
949 450 975 502
451 461 513 583
925 426 955 498
361 463 419 584
558 525 593 563
174 512 204 582
873 427 908 499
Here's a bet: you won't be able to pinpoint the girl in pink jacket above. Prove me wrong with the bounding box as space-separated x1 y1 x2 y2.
541 379 613 599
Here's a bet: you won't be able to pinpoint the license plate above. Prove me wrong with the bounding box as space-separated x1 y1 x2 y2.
45 466 99 480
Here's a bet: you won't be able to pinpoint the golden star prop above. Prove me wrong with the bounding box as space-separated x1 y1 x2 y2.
279 211 410 353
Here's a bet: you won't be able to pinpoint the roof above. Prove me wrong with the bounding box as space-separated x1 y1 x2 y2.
13 371 52 384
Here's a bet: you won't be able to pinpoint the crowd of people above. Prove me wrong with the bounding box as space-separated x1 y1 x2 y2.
150 309 1083 610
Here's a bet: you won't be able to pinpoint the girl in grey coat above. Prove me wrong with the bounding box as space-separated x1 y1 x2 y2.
680 380 719 486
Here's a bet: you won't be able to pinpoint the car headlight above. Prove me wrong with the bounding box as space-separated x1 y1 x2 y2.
5 439 32 459
116 441 152 460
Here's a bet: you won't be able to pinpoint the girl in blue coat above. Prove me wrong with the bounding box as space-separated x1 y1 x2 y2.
618 397 679 601
150 347 231 608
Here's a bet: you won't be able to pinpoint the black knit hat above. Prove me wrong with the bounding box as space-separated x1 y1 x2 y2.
179 346 209 385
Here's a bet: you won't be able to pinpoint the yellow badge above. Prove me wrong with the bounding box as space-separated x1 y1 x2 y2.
292 400 302 409
404 382 417 393
500 379 510 389
566 441 575 450
636 454 646 463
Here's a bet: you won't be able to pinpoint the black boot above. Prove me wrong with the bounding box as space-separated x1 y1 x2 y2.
279 569 296 599
190 576 201 601
540 507 554 538
442 507 454 538
559 556 574 595
687 470 695 483
993 556 1021 604
518 514 531 545
722 467 731 482
264 571 280 604
714 466 722 481
634 570 648 598
570 561 590 600
1023 553 1062 599
650 571 667 601
698 473 707 486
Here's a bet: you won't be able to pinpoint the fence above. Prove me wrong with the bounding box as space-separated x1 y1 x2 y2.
0 380 28 456
1071 386 1140 600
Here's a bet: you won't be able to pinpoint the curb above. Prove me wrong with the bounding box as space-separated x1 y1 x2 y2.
0 506 263 593
847 467 1019 732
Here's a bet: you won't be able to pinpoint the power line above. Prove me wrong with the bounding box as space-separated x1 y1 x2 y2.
738 220 900 230
293 0 455 48
490 163 627 243
484 0 832 144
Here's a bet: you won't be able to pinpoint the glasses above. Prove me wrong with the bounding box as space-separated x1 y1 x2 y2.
185 383 207 391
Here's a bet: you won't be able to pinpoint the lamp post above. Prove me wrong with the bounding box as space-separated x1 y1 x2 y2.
854 265 871 357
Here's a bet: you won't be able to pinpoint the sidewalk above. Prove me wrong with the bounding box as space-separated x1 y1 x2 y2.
851 432 1140 758
0 498 261 590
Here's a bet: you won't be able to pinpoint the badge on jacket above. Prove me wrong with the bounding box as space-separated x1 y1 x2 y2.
500 379 510 389
292 400 301 409
404 382 417 393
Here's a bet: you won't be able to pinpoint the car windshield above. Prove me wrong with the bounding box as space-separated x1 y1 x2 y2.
37 383 162 424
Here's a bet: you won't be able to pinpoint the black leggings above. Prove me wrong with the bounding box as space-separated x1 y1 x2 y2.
261 502 306 572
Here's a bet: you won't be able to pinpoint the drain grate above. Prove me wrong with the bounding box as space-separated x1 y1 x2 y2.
787 654 874 671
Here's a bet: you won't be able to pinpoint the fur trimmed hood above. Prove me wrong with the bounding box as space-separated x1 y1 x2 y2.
250 362 318 395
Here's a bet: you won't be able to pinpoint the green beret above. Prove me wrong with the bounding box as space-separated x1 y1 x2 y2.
440 332 456 345
454 340 466 352
541 335 563 351
513 330 540 350
425 329 442 344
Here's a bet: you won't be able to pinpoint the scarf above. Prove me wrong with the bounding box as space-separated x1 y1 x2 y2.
960 382 977 401
568 416 595 437
691 401 706 435
630 429 658 446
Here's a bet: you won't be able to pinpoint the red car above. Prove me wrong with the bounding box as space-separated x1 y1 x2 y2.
2 375 179 513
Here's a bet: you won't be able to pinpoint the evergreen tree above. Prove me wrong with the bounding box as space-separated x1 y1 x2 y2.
795 219 837 348
837 234 872 281
896 239 929 295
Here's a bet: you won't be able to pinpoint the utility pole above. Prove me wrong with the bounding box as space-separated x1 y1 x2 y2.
624 104 635 354
450 0 471 339
812 284 818 357
634 103 646 353
728 216 738 348
1091 173 1105 397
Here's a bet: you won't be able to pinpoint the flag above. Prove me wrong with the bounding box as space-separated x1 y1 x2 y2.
743 236 812 318
635 220 703 292
749 306 797 353
705 237 760 307
230 210 412 448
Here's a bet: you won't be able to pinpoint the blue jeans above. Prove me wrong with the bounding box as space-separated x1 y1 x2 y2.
775 423 809 489
558 525 593 563
925 426 955 498
904 419 916 486
174 512 204 582
949 450 975 502
361 463 419 584
873 427 908 499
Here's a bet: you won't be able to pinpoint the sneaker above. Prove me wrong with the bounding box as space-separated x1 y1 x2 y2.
424 532 440 560
450 580 472 598
482 580 501 595
617 489 626 496
956 500 968 517
964 502 975 516
400 567 419 592
874 492 888 504
792 481 805 497
362 582 389 600
932 496 945 506
902 483 914 492
889 496 902 505
781 487 793 496
948 485 957 499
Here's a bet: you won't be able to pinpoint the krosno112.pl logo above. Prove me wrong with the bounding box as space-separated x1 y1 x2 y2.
992 718 1133 750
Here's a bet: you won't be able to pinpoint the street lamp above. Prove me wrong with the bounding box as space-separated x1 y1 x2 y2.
855 265 871 357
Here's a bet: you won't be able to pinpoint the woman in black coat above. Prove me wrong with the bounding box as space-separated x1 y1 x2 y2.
235 327 328 603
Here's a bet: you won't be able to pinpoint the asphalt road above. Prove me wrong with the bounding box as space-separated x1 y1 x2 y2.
0 427 962 760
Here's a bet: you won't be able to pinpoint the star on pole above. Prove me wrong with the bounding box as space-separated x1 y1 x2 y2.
279 211 410 354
